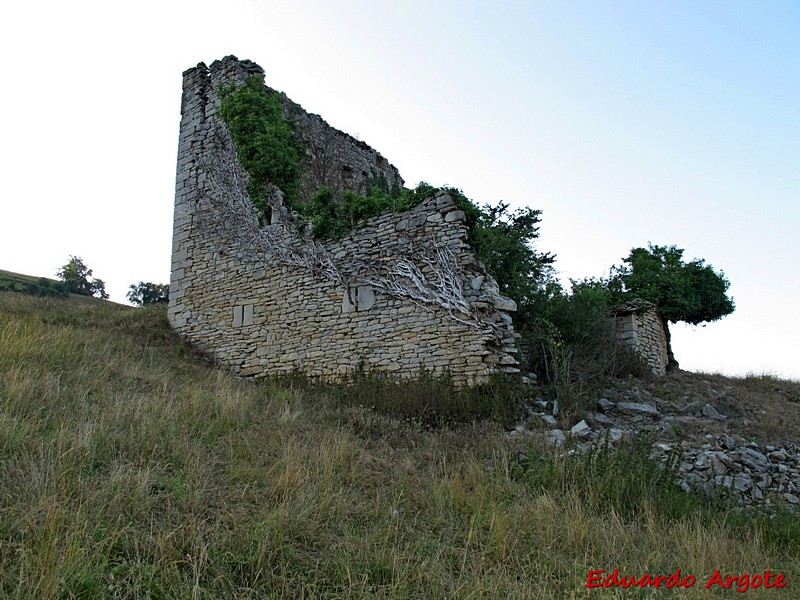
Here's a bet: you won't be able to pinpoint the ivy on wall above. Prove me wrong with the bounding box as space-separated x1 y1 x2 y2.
219 76 304 215
305 181 436 241
217 75 554 328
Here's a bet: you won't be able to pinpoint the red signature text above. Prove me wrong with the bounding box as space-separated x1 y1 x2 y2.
587 568 788 592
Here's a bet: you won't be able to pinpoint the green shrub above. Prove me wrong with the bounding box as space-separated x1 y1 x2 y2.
219 76 304 214
305 186 349 240
518 280 650 419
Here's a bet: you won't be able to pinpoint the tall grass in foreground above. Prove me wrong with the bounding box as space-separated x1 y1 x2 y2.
0 292 797 598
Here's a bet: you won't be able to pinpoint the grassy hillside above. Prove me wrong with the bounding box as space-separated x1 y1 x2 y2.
0 269 68 298
0 290 798 598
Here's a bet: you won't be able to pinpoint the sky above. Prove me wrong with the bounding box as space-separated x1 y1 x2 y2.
1 1 798 379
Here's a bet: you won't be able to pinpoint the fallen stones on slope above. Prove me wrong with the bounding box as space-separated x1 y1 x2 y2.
508 383 799 512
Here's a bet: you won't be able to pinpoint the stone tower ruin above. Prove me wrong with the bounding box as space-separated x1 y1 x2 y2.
168 56 521 386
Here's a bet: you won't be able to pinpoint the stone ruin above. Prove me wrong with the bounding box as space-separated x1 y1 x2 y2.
169 56 520 387
612 299 669 376
169 55 669 386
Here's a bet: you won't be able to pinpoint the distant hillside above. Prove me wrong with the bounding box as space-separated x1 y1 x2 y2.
0 290 798 597
0 268 68 297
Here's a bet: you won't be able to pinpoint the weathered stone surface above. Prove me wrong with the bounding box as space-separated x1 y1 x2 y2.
597 398 615 412
540 415 558 428
491 296 517 312
616 402 661 418
445 210 466 223
546 429 566 447
702 403 726 421
571 420 591 438
612 300 668 376
169 56 520 387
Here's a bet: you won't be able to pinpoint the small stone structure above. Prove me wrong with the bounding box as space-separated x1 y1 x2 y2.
169 56 520 386
612 299 669 376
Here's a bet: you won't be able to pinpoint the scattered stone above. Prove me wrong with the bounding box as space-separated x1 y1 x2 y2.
733 474 753 492
597 398 615 412
591 413 615 426
769 449 788 461
507 425 527 438
608 428 624 444
617 402 661 418
531 399 548 411
571 420 591 438
702 403 726 421
738 448 768 471
540 415 558 428
504 375 799 513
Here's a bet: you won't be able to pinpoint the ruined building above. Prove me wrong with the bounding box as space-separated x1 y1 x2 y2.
169 56 669 384
169 56 521 386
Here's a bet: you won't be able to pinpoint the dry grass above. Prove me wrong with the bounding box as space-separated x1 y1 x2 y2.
652 369 800 445
0 291 798 598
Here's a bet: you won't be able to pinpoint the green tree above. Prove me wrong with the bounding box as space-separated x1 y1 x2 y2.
127 282 169 306
466 199 556 324
609 243 735 370
56 256 109 299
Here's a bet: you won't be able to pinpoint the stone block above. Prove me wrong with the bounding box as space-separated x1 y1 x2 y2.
491 295 517 312
445 210 466 223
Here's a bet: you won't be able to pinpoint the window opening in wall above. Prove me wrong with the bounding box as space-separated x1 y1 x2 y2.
342 285 375 314
233 304 255 327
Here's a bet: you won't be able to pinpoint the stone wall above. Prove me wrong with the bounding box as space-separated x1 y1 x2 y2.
278 91 405 203
169 56 519 387
614 300 669 376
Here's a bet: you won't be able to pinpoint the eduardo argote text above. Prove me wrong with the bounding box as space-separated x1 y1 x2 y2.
587 568 787 593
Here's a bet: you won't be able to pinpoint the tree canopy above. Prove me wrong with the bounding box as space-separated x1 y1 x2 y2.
56 256 108 300
609 244 735 326
608 243 735 370
127 282 169 306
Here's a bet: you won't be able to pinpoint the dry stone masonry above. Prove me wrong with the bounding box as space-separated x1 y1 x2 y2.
613 299 669 376
169 56 520 386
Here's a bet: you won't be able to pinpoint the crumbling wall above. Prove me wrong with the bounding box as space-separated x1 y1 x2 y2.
614 300 669 376
169 56 519 386
277 93 404 202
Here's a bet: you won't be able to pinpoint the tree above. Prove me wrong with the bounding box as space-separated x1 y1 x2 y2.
609 243 735 370
467 199 556 324
56 256 109 299
127 282 169 306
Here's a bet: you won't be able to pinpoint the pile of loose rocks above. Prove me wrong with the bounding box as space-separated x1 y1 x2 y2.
509 381 800 510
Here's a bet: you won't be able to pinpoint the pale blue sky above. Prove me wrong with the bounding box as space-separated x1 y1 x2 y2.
1 1 797 377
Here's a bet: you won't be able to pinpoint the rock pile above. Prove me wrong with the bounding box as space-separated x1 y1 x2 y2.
511 381 800 511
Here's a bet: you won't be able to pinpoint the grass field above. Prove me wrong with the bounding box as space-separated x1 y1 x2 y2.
1 290 797 598
0 269 68 298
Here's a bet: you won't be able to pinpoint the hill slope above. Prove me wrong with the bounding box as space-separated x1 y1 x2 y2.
1 290 798 598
